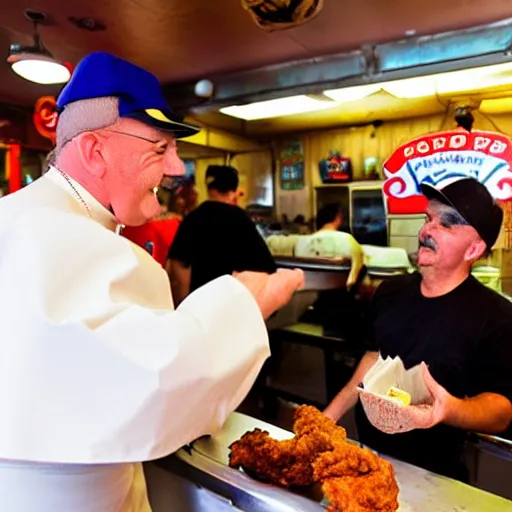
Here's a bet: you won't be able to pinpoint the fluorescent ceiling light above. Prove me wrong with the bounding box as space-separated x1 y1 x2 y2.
220 95 338 121
324 62 512 101
479 97 512 114
380 76 437 98
221 62 512 121
323 84 382 102
441 62 512 93
325 77 439 101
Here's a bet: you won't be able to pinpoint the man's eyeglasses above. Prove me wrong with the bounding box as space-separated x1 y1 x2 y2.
103 129 184 187
105 130 177 155
105 130 162 145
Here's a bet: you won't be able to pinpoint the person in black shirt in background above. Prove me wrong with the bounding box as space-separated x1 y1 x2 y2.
324 178 512 482
167 165 276 306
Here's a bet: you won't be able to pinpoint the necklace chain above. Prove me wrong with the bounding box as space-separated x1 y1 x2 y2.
56 169 92 219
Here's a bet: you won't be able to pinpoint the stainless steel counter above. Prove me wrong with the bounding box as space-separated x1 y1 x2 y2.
154 412 512 512
274 256 408 292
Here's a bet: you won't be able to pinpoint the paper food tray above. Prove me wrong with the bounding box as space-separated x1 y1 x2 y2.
358 356 433 434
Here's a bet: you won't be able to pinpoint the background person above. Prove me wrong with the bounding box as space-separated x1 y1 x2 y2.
168 164 276 306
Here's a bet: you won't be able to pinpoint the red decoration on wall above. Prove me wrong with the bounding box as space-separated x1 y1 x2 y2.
33 96 58 146
7 144 21 194
383 129 512 214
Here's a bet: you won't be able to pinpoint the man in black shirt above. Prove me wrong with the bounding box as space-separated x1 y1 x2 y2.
168 165 276 305
324 178 512 481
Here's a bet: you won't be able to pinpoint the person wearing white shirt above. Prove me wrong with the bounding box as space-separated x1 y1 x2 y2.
294 203 365 288
0 51 303 512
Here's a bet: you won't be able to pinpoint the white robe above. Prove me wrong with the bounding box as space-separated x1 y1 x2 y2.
0 168 270 511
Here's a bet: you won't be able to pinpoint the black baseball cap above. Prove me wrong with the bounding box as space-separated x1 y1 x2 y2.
205 165 239 193
420 178 503 249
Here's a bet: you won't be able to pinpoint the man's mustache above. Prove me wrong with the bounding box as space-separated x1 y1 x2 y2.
419 235 437 251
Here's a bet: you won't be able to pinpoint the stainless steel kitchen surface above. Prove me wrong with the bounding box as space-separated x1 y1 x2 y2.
146 412 512 511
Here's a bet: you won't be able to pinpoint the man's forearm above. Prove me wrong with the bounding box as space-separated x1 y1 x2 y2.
445 393 512 434
167 259 191 307
324 351 378 421
170 280 188 307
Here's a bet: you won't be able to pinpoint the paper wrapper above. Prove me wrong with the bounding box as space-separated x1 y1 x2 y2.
358 356 433 434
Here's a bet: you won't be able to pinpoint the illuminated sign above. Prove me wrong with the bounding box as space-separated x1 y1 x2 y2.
383 129 512 214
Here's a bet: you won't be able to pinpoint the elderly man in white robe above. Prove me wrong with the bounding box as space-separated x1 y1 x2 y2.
0 51 303 511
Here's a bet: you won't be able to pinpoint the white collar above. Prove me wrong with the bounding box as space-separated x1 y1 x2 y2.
44 166 119 232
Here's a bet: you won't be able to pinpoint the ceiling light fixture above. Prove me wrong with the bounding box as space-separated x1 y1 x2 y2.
479 97 512 114
7 11 71 85
324 62 512 102
218 62 512 121
322 84 382 102
220 94 338 121
324 76 438 101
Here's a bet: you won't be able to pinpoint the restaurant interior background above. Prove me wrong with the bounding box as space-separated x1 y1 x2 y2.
5 75 512 290
1 1 512 507
3 1 512 233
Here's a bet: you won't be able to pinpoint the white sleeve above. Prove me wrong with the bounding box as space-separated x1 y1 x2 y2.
93 275 269 462
0 211 269 463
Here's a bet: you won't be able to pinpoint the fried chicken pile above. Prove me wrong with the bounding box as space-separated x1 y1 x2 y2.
229 405 399 512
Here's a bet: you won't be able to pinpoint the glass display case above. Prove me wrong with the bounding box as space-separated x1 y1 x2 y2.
315 181 387 246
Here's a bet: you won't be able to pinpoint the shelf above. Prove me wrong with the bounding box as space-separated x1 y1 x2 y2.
315 180 384 190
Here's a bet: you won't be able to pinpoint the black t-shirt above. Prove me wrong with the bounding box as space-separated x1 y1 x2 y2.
356 272 512 480
168 201 276 292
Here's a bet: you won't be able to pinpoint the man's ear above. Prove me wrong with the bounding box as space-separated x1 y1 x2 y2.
465 239 487 263
74 132 106 178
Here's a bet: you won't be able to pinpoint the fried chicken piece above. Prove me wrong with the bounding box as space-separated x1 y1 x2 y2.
229 404 399 512
293 405 347 449
229 406 347 487
318 448 399 512
312 442 381 479
228 428 314 487
322 471 399 512
322 478 353 512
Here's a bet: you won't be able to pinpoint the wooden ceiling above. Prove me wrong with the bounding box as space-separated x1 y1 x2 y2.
0 0 511 108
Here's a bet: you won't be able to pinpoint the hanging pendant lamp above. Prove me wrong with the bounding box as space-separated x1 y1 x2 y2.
7 16 70 85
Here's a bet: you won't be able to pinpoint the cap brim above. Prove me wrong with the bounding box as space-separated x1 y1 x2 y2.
419 182 456 209
124 109 200 139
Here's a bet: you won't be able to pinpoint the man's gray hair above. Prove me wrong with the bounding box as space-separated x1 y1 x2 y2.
55 96 120 157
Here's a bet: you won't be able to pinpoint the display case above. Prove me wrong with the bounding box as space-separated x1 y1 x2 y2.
314 181 387 246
